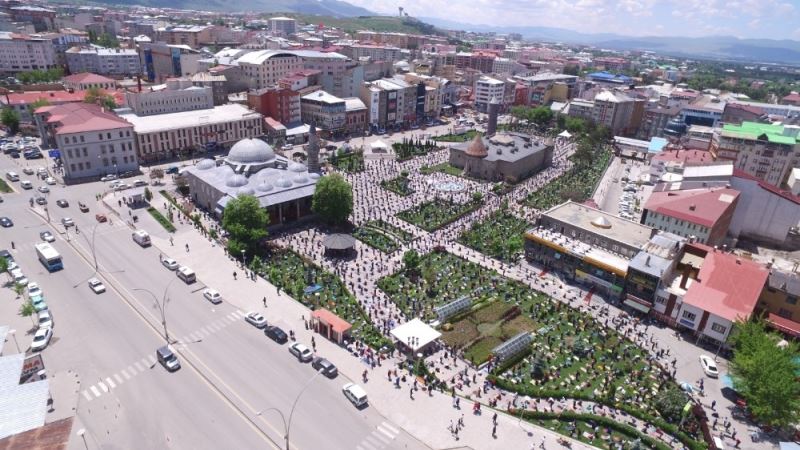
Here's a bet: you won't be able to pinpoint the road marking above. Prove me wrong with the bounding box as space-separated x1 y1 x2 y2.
114 373 123 384
208 322 222 332
190 332 203 341
121 368 132 380
82 390 93 401
376 425 396 440
363 435 383 448
380 422 399 435
356 446 367 450
199 326 212 336
235 309 245 317
105 377 116 389
372 430 391 444
146 355 156 365
90 385 101 397
98 381 108 393
227 313 238 322
134 361 144 372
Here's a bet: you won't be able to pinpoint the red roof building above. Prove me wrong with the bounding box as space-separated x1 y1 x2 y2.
63 72 116 91
781 92 800 106
642 187 739 246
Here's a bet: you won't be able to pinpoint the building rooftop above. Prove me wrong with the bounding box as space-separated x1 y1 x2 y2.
41 102 132 135
732 169 800 205
343 97 366 111
588 71 633 84
1 90 89 106
301 90 343 105
0 353 50 440
644 187 739 228
65 46 138 56
63 72 114 84
542 201 654 249
628 232 684 279
451 132 549 163
721 121 800 145
682 243 768 323
119 104 260 134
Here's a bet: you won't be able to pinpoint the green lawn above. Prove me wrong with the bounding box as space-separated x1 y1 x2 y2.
0 179 11 193
420 162 463 177
458 210 530 262
524 149 612 210
381 175 414 196
434 130 477 142
146 207 175 232
330 152 365 173
396 198 481 231
354 226 399 253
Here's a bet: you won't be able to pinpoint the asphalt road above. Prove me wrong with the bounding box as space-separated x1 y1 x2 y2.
0 151 425 450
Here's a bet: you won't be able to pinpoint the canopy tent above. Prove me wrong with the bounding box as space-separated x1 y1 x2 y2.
390 318 441 352
558 130 572 139
321 234 356 251
370 140 389 152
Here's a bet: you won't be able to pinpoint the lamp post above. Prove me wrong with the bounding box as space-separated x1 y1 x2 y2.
256 369 323 450
134 278 177 344
76 428 88 450
241 249 246 269
7 328 20 353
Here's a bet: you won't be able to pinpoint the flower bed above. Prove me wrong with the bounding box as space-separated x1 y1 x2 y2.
380 175 414 196
458 210 530 262
524 149 611 210
353 226 399 253
330 151 365 173
396 198 481 232
434 130 477 142
146 207 175 232
392 138 439 161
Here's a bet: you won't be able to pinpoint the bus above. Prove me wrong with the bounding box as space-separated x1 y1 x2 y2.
35 243 63 272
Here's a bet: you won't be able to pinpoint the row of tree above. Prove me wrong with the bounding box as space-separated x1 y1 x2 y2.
17 68 63 85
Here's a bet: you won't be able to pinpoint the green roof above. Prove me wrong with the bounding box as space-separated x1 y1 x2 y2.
722 121 798 145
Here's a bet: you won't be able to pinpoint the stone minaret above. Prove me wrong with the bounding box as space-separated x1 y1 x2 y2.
306 123 320 173
487 95 500 136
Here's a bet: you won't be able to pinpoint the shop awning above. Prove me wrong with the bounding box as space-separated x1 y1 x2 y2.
623 299 651 314
767 313 800 337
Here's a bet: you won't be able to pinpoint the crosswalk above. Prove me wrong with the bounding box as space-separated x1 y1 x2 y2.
81 309 247 402
355 421 400 450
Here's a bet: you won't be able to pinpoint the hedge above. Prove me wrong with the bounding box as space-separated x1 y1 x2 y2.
147 207 176 232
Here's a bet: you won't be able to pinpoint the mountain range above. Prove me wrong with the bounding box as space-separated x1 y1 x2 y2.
87 0 373 17
421 17 800 65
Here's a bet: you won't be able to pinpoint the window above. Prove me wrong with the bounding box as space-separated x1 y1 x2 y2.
109 144 114 153
655 296 667 305
67 149 73 158
86 162 91 170
681 310 696 321
787 296 798 305
80 135 84 143
779 308 793 319
83 148 88 157
70 164 76 172
98 133 103 140
710 323 727 334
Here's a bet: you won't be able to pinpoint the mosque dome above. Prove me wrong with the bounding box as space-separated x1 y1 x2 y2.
465 134 488 158
225 173 248 188
227 138 276 164
237 187 255 196
288 162 307 173
309 172 321 180
275 176 293 188
292 173 308 184
196 158 216 170
256 181 274 192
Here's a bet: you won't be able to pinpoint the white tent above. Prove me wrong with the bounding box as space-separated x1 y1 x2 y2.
558 130 572 139
370 140 389 152
390 318 441 352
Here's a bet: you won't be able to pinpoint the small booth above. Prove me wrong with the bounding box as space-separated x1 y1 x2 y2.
311 308 352 344
370 140 389 153
321 233 356 257
390 318 442 357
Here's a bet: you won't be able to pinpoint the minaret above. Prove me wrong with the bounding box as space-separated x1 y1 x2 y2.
306 122 320 173
487 95 500 136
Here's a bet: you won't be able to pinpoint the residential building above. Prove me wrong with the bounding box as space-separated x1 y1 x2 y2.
568 89 644 136
721 103 766 125
758 270 800 337
623 232 685 313
296 50 352 98
247 86 301 126
9 5 55 31
359 77 417 130
38 29 88 66
781 92 800 107
343 97 367 134
269 17 296 36
0 89 103 122
119 104 263 162
710 121 800 186
514 72 578 106
65 46 141 77
641 187 740 246
139 42 204 83
679 95 725 128
156 25 212 49
34 102 137 182
235 50 303 90
728 169 800 246
474 76 505 112
345 44 402 62
0 31 56 73
123 78 213 116
63 72 115 91
637 104 680 140
300 90 346 135
191 72 228 106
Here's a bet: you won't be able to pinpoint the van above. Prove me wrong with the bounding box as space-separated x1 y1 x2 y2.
156 346 180 371
132 230 151 247
20 180 32 189
342 383 368 408
176 266 196 284
5 171 18 181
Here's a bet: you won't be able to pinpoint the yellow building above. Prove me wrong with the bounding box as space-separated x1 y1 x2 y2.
758 270 800 337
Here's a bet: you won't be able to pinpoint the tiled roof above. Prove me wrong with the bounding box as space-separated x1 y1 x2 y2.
682 243 768 322
43 102 131 135
63 72 114 84
644 187 739 228
2 90 86 106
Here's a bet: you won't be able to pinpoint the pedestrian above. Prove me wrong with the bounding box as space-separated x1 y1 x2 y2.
170 237 174 246
456 398 460 409
262 297 267 307
711 400 716 410
734 438 740 448
185 243 189 252
409 387 414 400
458 414 464 427
492 424 496 438
492 412 497 425
233 271 237 280
311 336 316 351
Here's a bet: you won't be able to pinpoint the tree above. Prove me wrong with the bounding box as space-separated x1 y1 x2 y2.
0 257 8 282
402 249 421 279
221 194 269 259
728 318 800 428
564 116 586 134
150 168 164 185
530 106 553 126
144 187 153 202
311 173 353 225
1 108 20 134
175 175 189 196
654 384 690 423
19 299 35 325
563 65 580 76
84 87 116 109
29 98 50 114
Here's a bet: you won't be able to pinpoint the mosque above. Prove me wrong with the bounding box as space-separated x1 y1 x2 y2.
185 125 322 225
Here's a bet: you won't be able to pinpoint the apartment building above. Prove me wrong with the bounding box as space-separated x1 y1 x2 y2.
124 78 213 116
359 77 416 129
344 97 367 134
641 187 740 246
268 17 296 36
474 76 506 112
139 42 204 83
248 86 301 125
63 72 115 91
567 89 644 136
65 46 141 77
156 25 212 49
300 90 346 135
710 121 800 186
345 44 402 62
235 50 303 90
0 31 56 73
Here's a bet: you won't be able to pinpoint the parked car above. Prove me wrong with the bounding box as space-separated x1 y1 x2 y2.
88 278 106 294
45 177 56 185
100 174 118 182
22 167 34 175
0 217 12 227
37 185 49 193
289 343 313 362
245 312 267 328
161 258 179 270
30 327 53 351
132 179 147 187
202 288 222 304
78 202 89 212
95 214 107 223
27 282 42 297
31 294 47 312
35 196 46 205
699 355 719 378
37 310 54 329
265 325 288 344
312 357 338 378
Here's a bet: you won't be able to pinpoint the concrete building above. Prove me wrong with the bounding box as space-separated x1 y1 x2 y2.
184 138 318 225
0 89 103 122
248 87 301 126
63 72 115 91
139 42 204 83
450 132 552 182
300 90 346 135
679 95 725 128
0 31 56 73
345 44 402 62
641 187 740 246
269 17 296 36
34 102 137 182
119 104 263 162
359 77 416 130
567 89 644 136
721 103 766 125
758 270 800 337
123 78 213 116
235 50 303 90
637 103 680 140
728 169 800 246
190 72 228 106
156 25 212 49
710 121 800 186
343 97 367 134
514 72 578 106
623 232 685 313
474 76 505 112
65 46 141 77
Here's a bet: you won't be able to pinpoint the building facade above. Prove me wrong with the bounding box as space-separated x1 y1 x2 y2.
123 78 213 116
300 90 346 135
65 46 141 77
641 188 739 246
248 87 301 126
139 42 204 83
474 76 505 112
236 50 303 90
711 121 800 187
0 31 56 73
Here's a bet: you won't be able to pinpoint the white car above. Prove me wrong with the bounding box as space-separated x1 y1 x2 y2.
244 311 267 328
45 177 56 185
61 217 74 227
342 382 368 408
11 268 28 286
202 288 222 304
37 185 49 193
288 343 313 362
36 167 47 175
101 174 118 182
162 258 179 270
30 327 53 352
27 282 42 297
113 183 130 191
22 167 34 175
132 179 147 187
88 278 106 294
699 355 719 378
37 310 54 329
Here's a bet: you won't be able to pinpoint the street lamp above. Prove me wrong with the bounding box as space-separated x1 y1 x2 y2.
7 328 20 353
134 278 177 345
76 428 88 450
256 369 323 450
241 249 246 269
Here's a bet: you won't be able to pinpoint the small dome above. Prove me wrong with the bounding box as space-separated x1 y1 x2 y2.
237 187 255 196
256 182 274 192
309 172 321 180
196 158 215 170
275 176 292 188
465 134 488 158
288 162 307 173
591 216 612 229
292 173 308 183
225 173 248 187
227 138 276 164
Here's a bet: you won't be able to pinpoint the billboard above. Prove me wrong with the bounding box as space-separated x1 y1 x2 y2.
20 354 45 384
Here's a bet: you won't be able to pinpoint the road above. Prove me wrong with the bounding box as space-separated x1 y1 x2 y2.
0 150 426 450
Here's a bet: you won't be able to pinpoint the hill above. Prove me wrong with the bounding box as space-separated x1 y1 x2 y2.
84 0 373 17
287 15 443 35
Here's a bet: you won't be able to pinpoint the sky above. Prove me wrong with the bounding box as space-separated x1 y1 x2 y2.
345 0 800 40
